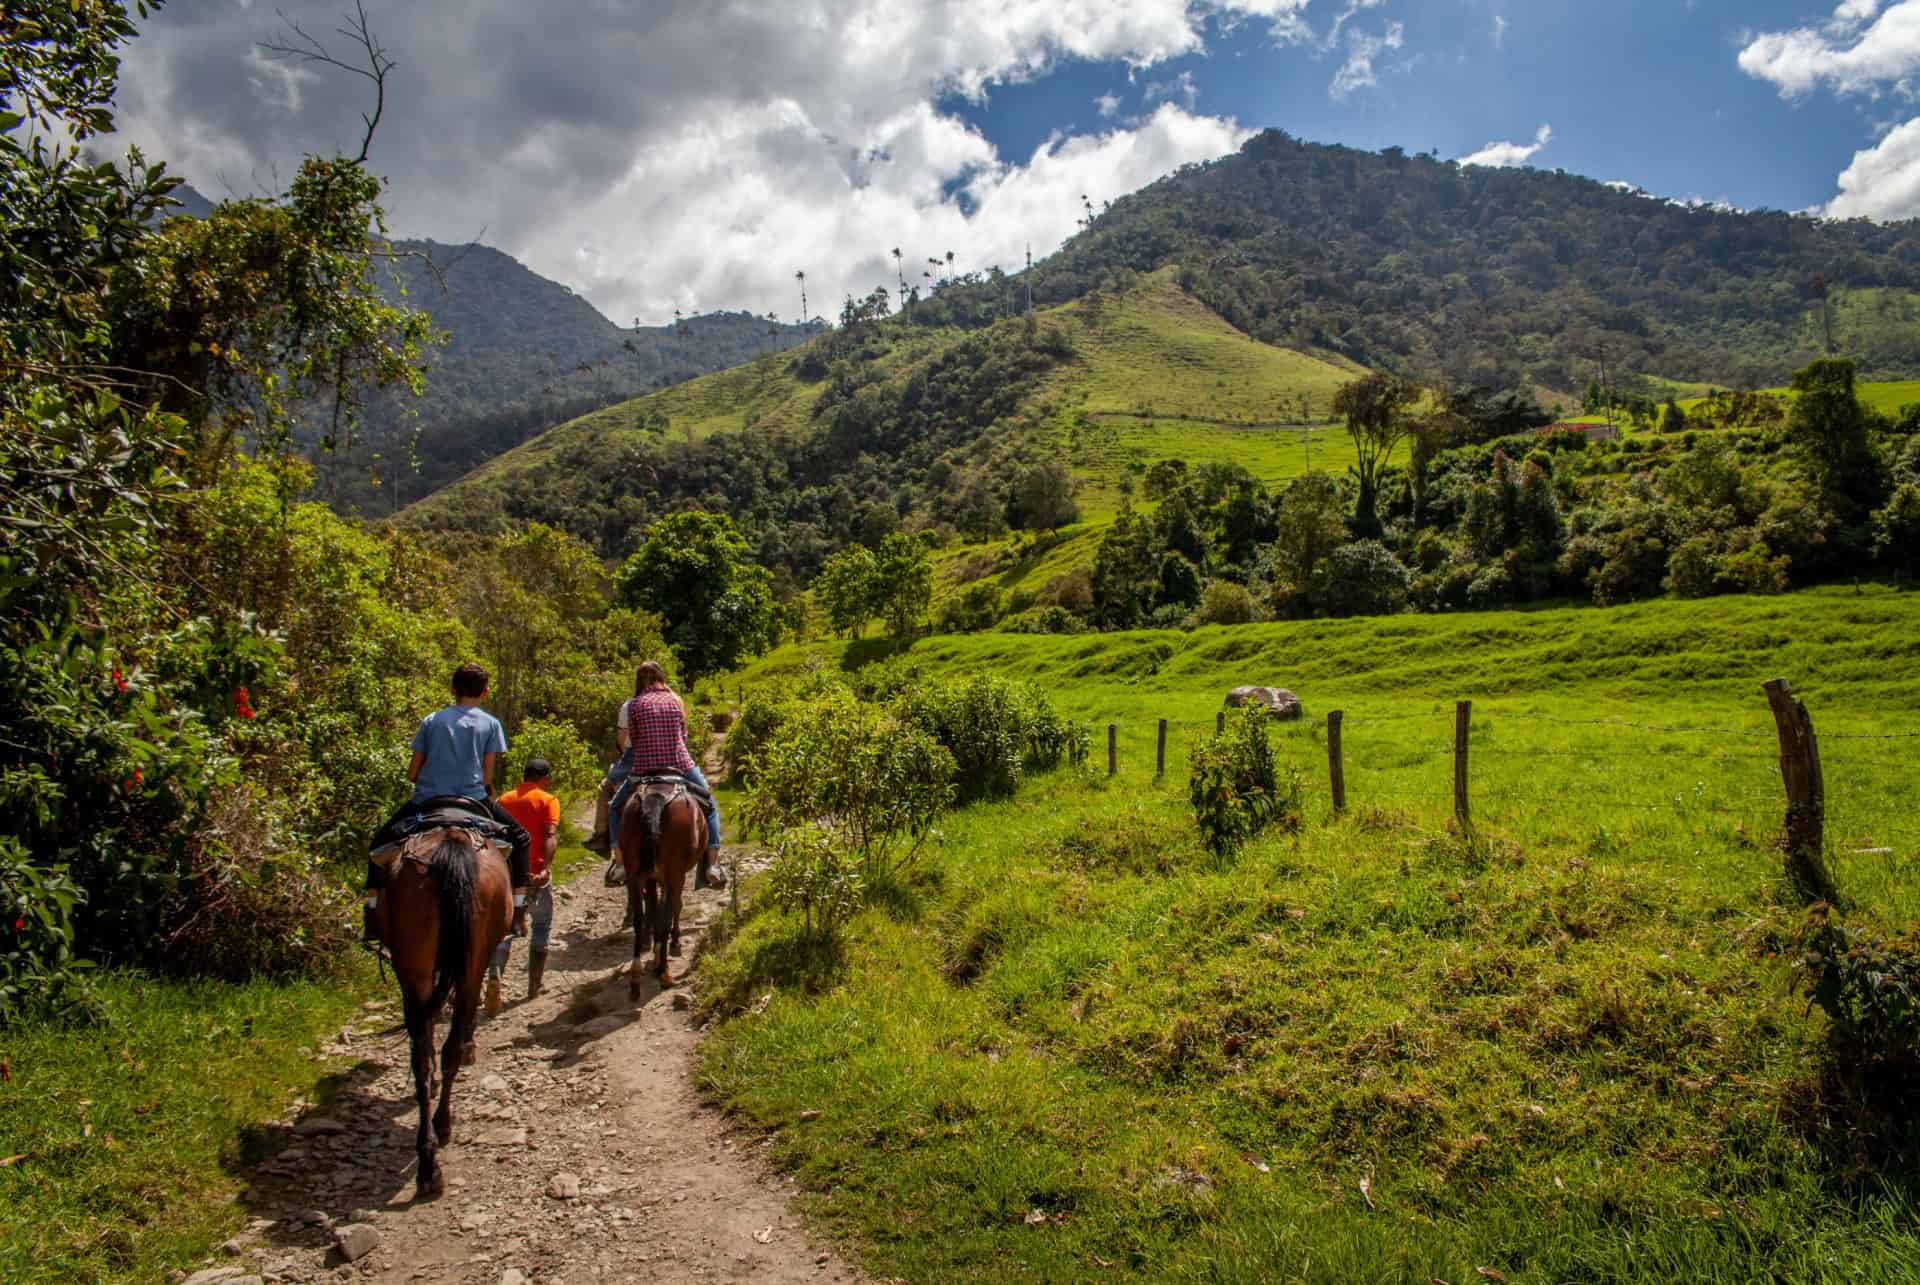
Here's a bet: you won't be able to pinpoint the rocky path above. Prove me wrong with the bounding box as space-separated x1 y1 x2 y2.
185 850 863 1285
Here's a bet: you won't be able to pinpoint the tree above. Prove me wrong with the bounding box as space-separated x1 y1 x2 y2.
795 270 807 325
1333 374 1419 537
1660 397 1687 433
617 511 775 681
814 546 878 638
1008 460 1078 530
1786 357 1880 508
1269 472 1348 598
870 532 933 642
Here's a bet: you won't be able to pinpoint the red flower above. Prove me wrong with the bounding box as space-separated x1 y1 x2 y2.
112 667 126 693
11 917 20 933
122 777 136 792
133 769 143 785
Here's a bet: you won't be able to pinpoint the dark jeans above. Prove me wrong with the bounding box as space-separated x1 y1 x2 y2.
367 795 530 889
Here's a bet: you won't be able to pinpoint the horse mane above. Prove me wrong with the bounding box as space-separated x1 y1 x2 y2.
428 835 477 1002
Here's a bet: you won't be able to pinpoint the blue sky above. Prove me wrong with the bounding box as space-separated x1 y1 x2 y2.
112 0 1920 324
949 2 1888 215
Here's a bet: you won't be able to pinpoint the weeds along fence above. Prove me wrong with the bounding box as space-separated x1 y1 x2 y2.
1048 678 1920 914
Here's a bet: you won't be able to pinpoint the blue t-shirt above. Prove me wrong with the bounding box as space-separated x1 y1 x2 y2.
410 705 508 804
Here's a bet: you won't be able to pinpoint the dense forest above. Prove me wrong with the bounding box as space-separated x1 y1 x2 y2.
930 130 1920 392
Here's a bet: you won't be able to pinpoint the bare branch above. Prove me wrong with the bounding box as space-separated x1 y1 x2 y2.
259 0 395 165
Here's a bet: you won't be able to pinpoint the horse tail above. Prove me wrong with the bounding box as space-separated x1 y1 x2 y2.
638 788 670 874
429 836 477 1000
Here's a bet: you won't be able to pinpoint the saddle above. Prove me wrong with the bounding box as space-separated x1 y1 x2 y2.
370 797 509 871
623 770 712 808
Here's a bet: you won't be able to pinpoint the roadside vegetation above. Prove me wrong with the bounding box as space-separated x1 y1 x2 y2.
699 587 1920 1282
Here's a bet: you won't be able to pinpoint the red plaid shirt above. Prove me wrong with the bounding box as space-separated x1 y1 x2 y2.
628 687 695 776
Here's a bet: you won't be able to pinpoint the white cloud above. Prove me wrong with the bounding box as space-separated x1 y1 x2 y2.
1144 69 1200 108
1324 0 1384 51
107 0 1289 324
1330 19 1404 100
1458 122 1552 168
1738 0 1920 98
1824 114 1920 216
1492 15 1508 49
1094 91 1122 116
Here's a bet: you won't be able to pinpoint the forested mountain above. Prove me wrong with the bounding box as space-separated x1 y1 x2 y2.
164 186 820 512
994 129 1920 393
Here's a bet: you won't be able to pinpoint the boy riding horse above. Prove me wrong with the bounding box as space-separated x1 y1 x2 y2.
365 663 531 943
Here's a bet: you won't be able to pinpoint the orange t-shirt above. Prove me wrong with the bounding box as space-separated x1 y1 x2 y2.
497 782 561 879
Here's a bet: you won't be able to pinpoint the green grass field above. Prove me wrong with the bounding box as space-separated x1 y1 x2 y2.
700 587 1920 1283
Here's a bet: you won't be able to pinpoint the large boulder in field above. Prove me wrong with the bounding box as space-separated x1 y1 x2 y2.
1225 686 1304 721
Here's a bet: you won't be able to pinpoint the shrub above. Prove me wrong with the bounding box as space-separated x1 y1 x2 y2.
161 787 353 982
895 676 1053 802
1192 580 1259 626
1188 706 1302 856
721 698 792 786
999 606 1087 635
508 716 600 803
746 691 955 880
1311 540 1411 616
763 823 866 940
0 837 93 1024
934 581 1003 634
1799 906 1920 1070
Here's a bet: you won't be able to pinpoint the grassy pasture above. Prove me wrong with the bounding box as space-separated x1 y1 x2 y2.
702 587 1920 1282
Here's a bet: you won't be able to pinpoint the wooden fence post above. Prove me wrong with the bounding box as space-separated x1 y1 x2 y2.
1107 723 1118 777
1763 678 1839 905
1156 718 1168 778
1453 700 1472 829
1216 710 1226 736
1327 710 1346 815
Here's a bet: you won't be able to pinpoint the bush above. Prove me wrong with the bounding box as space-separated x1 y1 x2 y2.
1799 906 1920 1070
934 581 1003 634
998 605 1088 635
507 716 600 803
161 787 354 982
1188 706 1302 856
0 837 93 1024
721 698 792 786
894 677 1024 802
1192 580 1259 626
746 690 955 880
764 823 866 940
1311 540 1411 617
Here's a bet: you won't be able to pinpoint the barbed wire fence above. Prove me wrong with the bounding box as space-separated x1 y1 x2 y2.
1071 678 1904 904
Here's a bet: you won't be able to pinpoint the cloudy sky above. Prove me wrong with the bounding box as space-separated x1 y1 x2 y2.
106 1 1920 327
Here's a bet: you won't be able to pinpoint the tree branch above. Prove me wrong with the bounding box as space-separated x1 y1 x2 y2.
259 0 395 165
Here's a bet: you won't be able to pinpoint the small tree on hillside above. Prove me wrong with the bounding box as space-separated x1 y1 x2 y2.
1268 471 1348 607
870 532 933 642
1660 397 1687 433
1787 357 1880 508
1008 460 1079 530
618 511 775 681
1333 373 1419 538
815 545 878 638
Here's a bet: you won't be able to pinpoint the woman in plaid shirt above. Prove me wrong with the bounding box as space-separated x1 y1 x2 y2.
610 661 725 890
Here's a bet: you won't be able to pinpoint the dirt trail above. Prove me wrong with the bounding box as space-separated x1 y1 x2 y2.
197 846 864 1285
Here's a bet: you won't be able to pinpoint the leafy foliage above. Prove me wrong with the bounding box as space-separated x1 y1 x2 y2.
618 510 775 681
1799 905 1920 1070
1188 705 1301 856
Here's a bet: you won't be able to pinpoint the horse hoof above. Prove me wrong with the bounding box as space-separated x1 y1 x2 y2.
669 938 682 958
628 978 641 1000
419 1168 446 1198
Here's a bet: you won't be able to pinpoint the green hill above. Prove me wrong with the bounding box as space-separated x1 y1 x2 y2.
401 270 1367 573
1007 130 1920 393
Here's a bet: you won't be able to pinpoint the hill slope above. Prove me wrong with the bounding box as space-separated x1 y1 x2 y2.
401 270 1363 571
1007 129 1920 392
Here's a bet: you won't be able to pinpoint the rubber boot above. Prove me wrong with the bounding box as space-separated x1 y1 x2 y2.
526 948 549 999
695 851 727 891
485 972 504 1017
361 901 381 945
585 778 615 855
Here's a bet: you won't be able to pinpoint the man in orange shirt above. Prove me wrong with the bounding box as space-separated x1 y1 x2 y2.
486 758 562 1012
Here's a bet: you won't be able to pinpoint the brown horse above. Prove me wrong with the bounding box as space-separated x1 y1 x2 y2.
377 824 512 1197
617 778 704 996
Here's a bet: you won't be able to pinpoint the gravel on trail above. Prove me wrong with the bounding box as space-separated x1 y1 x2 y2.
188 844 865 1285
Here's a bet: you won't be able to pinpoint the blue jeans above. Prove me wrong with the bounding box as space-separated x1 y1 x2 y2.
490 884 553 976
610 763 720 854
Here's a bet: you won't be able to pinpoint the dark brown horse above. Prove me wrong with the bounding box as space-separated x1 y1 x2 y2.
376 825 512 1197
617 778 704 996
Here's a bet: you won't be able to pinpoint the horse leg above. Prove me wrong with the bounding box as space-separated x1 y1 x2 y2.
629 878 650 999
435 978 480 1148
404 992 444 1197
660 873 686 985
